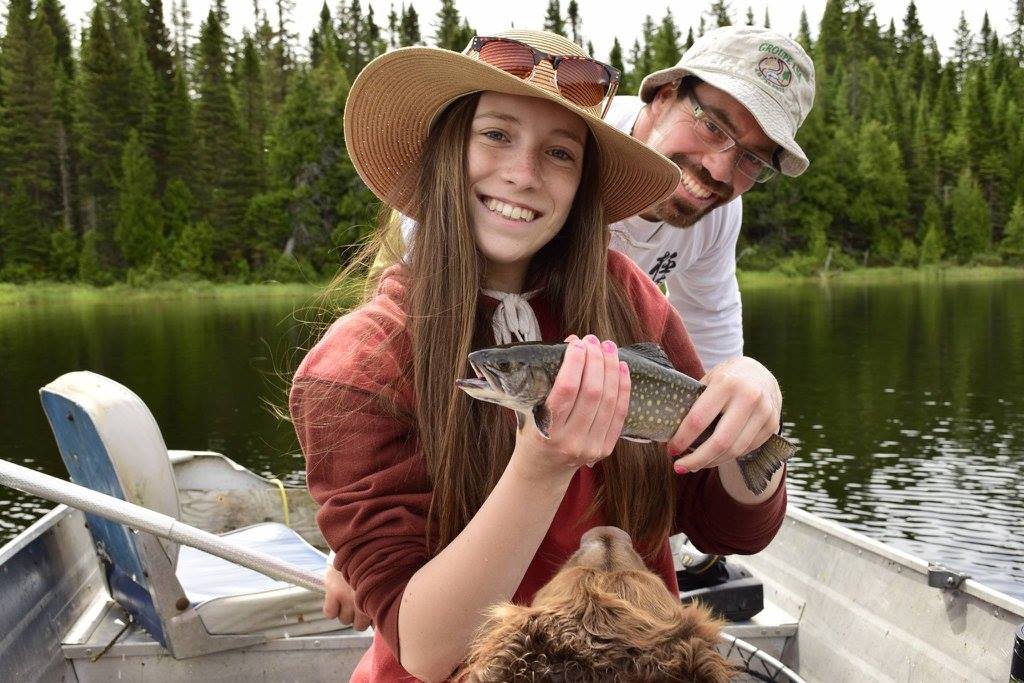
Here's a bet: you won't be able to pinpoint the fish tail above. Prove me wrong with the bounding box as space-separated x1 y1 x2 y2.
736 434 798 495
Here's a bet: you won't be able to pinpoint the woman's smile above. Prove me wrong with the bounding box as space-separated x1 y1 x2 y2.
477 194 541 224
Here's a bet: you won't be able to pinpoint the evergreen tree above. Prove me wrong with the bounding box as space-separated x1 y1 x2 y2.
976 12 993 61
684 27 694 50
76 4 134 243
950 169 991 260
49 225 78 279
338 0 364 73
266 40 371 271
140 0 177 193
116 129 164 268
164 63 195 190
952 12 973 89
919 196 945 264
999 197 1024 263
0 0 60 270
630 15 655 84
361 5 386 64
796 9 812 52
608 37 625 82
162 177 193 242
309 3 334 68
763 7 770 29
78 228 112 284
193 9 257 263
650 9 681 71
707 1 731 27
236 33 268 190
566 0 582 46
543 0 565 37
264 0 295 112
433 0 470 50
38 0 77 231
816 0 846 77
932 63 958 136
1010 0 1024 66
399 4 422 46
387 3 398 48
745 6 754 26
848 121 909 262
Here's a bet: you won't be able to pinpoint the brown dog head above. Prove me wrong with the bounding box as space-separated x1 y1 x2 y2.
462 526 735 682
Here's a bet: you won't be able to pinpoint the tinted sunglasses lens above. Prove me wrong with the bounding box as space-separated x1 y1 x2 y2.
477 39 535 79
555 58 611 106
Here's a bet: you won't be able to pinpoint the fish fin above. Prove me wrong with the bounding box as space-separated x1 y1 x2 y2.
533 405 552 439
623 342 675 369
622 435 653 443
736 433 798 495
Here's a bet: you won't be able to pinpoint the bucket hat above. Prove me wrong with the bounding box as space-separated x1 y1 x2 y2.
640 26 816 176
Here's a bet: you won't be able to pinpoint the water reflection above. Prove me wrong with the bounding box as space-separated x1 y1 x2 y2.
0 294 312 540
1 276 1022 599
746 276 1024 598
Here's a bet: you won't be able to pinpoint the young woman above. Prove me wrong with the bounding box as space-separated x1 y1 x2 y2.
291 31 787 682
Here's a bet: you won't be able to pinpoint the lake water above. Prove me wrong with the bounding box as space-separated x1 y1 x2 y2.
2 275 1022 599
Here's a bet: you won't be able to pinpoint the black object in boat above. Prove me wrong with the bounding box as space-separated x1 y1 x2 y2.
677 554 764 622
1010 623 1024 682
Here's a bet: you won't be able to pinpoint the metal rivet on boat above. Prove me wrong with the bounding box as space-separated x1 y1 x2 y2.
314 640 321 648
66 412 74 422
175 597 190 611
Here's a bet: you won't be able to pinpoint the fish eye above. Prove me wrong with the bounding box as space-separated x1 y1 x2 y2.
497 361 512 373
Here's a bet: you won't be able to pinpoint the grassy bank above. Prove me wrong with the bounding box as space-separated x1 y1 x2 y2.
0 279 325 306
4 265 1024 305
737 265 1024 289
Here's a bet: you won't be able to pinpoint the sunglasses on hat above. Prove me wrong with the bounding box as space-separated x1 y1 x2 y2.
471 36 620 117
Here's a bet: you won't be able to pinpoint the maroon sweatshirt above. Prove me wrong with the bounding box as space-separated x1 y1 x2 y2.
291 250 786 682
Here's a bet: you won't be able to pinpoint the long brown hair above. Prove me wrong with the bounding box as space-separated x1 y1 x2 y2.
314 92 675 557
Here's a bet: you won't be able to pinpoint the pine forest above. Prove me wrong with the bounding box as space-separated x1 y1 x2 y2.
1 0 1023 285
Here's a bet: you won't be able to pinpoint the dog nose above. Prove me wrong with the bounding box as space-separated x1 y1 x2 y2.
581 525 633 548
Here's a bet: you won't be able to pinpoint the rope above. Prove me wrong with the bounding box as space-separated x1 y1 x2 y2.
268 477 291 527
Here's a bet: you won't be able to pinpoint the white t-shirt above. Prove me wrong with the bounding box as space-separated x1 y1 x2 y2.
605 96 744 370
399 96 744 370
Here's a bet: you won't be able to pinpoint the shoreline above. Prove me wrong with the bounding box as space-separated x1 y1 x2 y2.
3 265 1024 305
738 265 1024 288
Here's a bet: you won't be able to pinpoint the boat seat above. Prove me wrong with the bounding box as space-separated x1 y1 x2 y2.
39 371 343 658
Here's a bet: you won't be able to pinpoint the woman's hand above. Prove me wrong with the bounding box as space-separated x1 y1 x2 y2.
667 356 782 475
510 334 631 483
323 564 372 630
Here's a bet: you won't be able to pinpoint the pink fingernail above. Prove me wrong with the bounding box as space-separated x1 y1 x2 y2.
602 340 616 353
674 463 689 475
585 335 600 346
619 362 628 374
668 446 681 457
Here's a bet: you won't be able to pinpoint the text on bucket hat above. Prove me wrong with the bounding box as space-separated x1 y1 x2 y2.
343 30 680 224
639 26 816 177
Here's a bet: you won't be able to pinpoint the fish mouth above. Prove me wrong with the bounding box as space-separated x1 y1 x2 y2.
456 358 501 395
454 377 489 391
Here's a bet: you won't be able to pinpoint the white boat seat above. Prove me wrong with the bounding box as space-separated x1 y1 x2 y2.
39 371 344 658
177 523 336 637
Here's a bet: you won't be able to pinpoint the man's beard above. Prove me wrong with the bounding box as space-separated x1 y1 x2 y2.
641 154 733 228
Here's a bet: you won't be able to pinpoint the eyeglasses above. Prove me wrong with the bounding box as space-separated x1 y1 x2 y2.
471 36 620 118
684 89 778 183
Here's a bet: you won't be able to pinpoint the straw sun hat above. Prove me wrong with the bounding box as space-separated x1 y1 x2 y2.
342 30 680 225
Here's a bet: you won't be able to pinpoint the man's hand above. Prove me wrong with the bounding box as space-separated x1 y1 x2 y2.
668 356 782 476
323 564 372 630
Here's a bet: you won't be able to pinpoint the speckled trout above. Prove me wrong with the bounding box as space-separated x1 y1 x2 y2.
455 341 796 494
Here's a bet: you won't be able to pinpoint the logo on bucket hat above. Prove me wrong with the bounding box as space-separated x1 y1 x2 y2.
756 56 792 88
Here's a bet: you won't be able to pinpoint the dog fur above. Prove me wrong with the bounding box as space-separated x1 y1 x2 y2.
461 526 735 682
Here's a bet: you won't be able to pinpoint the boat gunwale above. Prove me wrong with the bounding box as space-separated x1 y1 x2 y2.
786 505 1024 617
